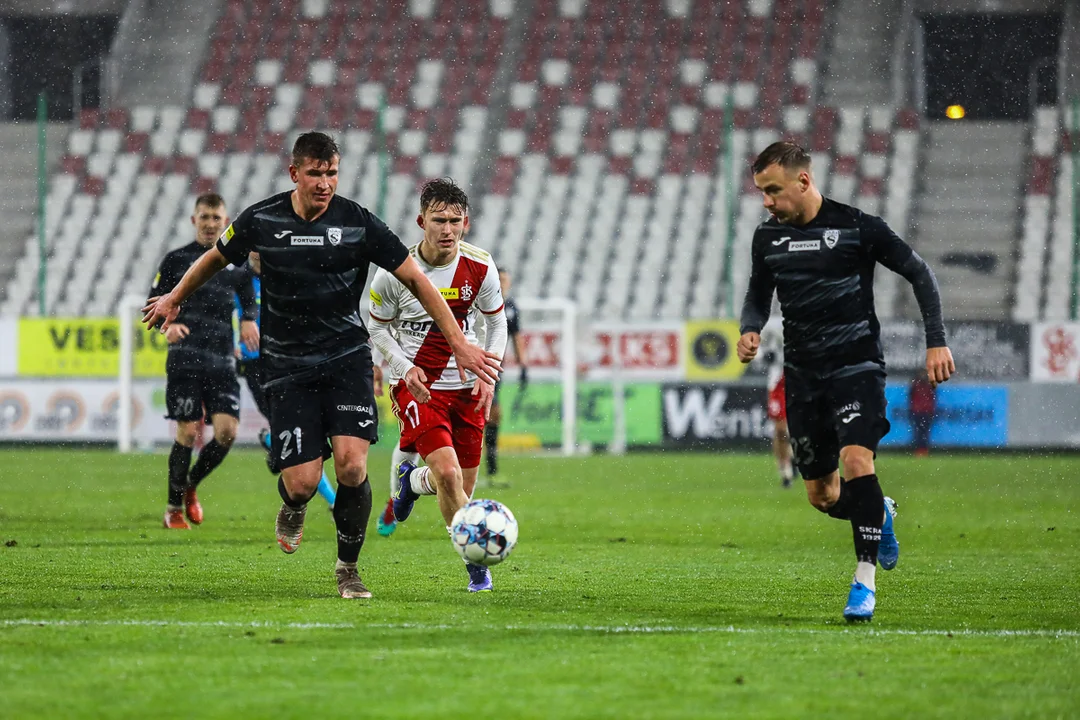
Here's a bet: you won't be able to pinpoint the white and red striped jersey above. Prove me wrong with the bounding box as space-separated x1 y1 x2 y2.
368 241 504 390
761 317 785 391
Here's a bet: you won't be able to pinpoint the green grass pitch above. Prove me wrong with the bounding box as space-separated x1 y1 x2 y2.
1 447 1078 718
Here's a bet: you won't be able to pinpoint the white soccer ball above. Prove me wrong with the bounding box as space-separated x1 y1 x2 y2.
450 499 518 567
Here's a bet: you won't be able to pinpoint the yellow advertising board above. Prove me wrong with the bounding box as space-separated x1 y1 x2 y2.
17 318 169 377
683 319 749 380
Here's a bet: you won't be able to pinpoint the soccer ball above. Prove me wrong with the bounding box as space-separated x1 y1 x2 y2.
450 499 518 566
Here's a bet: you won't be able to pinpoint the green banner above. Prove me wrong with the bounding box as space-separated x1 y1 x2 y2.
499 381 662 447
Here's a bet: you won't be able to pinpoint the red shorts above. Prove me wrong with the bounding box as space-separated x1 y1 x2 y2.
391 383 487 468
767 374 787 422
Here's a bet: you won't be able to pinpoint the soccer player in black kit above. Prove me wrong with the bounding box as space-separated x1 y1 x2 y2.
143 133 501 599
151 193 258 530
737 142 955 621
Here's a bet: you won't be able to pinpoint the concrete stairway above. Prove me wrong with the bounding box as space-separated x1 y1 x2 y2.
910 121 1026 321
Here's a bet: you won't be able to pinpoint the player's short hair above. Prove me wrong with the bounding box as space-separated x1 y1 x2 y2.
420 178 469 214
194 192 225 210
751 141 812 175
292 131 339 166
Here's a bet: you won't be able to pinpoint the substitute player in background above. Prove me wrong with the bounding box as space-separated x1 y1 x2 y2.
760 317 795 488
483 267 527 489
367 178 507 593
143 134 500 599
237 250 335 508
151 193 258 529
738 141 955 622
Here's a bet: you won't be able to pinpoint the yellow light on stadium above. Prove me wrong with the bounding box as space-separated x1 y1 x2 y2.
945 104 965 120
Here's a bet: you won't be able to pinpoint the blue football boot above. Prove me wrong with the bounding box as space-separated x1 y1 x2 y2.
843 582 876 622
392 460 419 522
879 496 899 571
466 562 493 593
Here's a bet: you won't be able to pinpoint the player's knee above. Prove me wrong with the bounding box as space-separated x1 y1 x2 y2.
175 423 198 447
839 447 875 478
214 424 237 447
335 456 367 487
429 458 462 490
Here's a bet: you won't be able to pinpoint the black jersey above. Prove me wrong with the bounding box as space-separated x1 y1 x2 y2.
504 296 521 337
215 192 410 382
739 198 946 378
150 241 256 374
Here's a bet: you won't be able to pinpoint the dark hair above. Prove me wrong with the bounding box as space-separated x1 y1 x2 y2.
420 177 469 214
194 192 225 209
751 141 812 175
292 131 339 166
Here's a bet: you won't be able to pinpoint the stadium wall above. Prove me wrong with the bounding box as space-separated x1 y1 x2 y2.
3 317 1080 449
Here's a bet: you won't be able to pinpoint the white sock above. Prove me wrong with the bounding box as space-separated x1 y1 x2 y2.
410 466 437 495
778 459 793 481
854 561 876 591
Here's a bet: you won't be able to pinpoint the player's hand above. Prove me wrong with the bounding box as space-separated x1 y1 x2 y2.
372 365 384 397
737 332 761 363
926 346 955 387
472 378 495 420
519 366 528 390
404 366 431 403
142 293 180 332
452 341 502 385
164 323 190 344
240 319 260 352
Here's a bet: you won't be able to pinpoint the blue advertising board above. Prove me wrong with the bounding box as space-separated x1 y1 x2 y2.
881 383 1008 448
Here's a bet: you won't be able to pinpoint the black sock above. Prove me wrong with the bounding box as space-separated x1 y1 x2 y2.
168 442 193 506
485 424 499 475
846 474 885 565
188 439 231 488
826 479 852 520
333 480 373 564
278 476 313 508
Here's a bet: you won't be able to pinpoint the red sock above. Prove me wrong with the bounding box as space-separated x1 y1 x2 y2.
381 497 395 524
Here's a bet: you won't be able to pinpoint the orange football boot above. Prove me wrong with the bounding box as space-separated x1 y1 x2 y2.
184 487 203 525
163 507 191 530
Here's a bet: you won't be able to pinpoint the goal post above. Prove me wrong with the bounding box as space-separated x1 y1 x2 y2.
515 296 577 456
117 293 144 453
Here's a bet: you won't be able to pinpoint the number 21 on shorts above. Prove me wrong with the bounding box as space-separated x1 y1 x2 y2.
279 426 303 460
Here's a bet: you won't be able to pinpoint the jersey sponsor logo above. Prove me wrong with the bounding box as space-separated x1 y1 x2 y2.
772 236 791 246
357 419 374 427
440 288 460 300
291 235 324 246
370 288 384 306
461 281 474 302
824 229 840 248
327 227 342 245
788 240 820 252
220 224 235 245
337 403 374 414
274 230 292 239
841 412 862 424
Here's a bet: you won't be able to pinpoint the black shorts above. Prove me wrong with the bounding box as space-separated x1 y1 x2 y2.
266 349 379 470
784 368 891 480
165 367 241 422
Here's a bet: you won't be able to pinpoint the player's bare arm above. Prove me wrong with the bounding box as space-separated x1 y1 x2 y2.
143 247 230 331
737 332 761 363
390 255 502 384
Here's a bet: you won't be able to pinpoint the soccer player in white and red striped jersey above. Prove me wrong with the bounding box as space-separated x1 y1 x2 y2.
366 179 507 592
